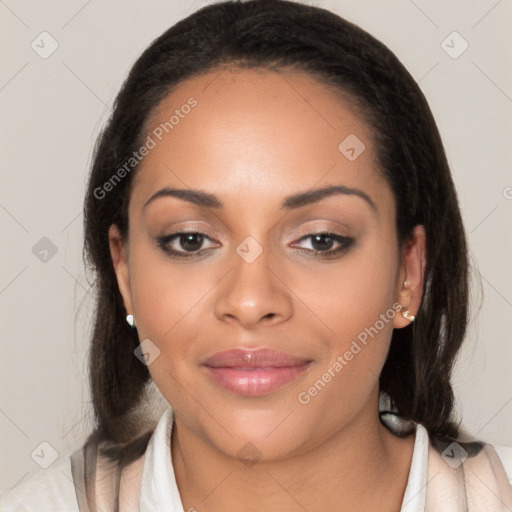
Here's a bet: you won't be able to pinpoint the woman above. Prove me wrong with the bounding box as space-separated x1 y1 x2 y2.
2 0 511 510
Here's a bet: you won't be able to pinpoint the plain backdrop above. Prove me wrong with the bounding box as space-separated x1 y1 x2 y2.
1 0 511 495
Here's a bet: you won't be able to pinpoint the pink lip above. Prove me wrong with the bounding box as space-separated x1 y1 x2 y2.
201 348 312 396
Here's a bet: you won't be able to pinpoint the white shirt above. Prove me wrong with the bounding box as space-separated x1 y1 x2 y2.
2 406 511 511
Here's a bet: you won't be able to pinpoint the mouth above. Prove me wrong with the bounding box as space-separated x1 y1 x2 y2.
200 347 312 396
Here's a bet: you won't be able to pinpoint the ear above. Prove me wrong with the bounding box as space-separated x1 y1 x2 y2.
393 225 427 329
108 223 133 317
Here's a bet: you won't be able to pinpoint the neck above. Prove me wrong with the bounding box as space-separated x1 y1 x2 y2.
170 392 415 512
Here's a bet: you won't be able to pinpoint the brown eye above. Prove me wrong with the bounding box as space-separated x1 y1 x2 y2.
179 233 204 252
157 232 218 258
292 232 355 258
310 234 336 251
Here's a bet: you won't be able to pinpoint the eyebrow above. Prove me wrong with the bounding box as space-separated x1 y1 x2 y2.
142 184 377 213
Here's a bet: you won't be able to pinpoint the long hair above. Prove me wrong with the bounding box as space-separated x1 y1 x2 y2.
83 0 469 494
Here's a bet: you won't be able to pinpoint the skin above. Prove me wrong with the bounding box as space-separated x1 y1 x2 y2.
109 68 426 512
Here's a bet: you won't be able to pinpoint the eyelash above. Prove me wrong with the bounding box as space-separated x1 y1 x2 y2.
156 231 355 260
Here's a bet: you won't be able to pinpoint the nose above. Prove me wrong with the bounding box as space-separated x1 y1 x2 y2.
214 245 294 329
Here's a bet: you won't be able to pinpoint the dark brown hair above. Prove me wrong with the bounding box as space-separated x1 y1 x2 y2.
82 0 470 500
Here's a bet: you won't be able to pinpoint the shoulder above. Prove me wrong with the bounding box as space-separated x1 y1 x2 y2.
429 430 512 487
427 430 512 508
0 456 79 512
494 444 512 488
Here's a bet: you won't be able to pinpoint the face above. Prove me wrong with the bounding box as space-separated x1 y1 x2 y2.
110 68 425 462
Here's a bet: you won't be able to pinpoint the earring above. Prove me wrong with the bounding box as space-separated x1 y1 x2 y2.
126 314 136 328
401 310 415 322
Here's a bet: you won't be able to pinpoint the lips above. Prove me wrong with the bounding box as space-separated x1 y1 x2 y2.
202 347 311 368
201 348 312 396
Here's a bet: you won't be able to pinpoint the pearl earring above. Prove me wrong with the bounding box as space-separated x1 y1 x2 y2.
126 314 136 328
401 310 415 322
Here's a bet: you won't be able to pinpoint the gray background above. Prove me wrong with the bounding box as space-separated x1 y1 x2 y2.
1 0 511 495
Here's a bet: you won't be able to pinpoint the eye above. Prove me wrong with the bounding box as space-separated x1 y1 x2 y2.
291 232 355 258
157 232 218 258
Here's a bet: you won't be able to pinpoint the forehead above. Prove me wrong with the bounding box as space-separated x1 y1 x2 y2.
131 67 391 214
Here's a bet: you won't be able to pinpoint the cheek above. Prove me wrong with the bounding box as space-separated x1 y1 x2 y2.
130 253 208 351
291 236 399 397
295 238 399 341
128 250 213 410
292 257 399 426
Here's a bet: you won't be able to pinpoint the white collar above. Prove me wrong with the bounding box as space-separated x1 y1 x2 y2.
401 421 429 511
139 407 184 511
138 407 429 511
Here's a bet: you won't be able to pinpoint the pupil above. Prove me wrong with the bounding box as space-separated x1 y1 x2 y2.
312 234 333 251
181 233 203 251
